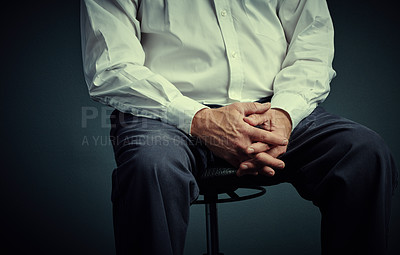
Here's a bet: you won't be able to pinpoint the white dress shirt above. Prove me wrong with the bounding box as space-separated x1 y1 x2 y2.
81 0 336 134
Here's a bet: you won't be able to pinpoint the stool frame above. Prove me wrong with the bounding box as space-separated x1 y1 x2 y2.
194 185 266 255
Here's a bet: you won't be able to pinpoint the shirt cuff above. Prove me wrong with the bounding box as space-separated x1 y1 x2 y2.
165 95 209 135
270 93 316 130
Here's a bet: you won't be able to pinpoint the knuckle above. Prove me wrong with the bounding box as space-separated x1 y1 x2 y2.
255 153 265 161
231 137 240 147
260 133 269 141
250 102 258 110
246 115 255 122
231 137 244 149
235 123 248 136
253 115 262 122
236 143 247 152
232 102 241 109
241 124 251 134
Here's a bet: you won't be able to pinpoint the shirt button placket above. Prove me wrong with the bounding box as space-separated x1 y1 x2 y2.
214 1 244 101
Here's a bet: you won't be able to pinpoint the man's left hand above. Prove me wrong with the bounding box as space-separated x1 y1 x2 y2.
236 108 292 176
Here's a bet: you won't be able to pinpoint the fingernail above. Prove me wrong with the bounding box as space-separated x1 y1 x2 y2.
241 164 248 169
282 139 288 145
268 170 275 176
247 147 255 153
279 162 285 169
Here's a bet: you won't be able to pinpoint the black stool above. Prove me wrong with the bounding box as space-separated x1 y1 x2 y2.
194 167 266 255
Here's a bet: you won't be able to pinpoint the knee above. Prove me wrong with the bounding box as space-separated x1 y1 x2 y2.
339 124 397 190
132 142 192 177
344 125 390 160
121 137 191 175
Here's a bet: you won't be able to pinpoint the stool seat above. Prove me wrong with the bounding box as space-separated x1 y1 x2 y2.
199 167 237 180
195 167 266 204
195 167 238 199
194 167 266 255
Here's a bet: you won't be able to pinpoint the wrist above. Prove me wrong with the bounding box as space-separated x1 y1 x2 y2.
190 108 210 137
271 108 292 127
270 108 292 138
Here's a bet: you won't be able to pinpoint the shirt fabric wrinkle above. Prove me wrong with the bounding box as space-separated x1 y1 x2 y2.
81 0 335 134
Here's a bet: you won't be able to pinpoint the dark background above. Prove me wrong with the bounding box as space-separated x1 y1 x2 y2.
1 0 399 254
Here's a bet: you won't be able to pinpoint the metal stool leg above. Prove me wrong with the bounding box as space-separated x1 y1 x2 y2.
204 192 224 255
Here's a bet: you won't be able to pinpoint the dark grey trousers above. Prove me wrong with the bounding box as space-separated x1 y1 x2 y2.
110 106 398 255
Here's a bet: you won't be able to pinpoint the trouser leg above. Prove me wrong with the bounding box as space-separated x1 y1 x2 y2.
280 107 398 255
109 110 208 255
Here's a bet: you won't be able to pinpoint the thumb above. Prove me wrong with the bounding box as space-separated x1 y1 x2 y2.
242 102 270 115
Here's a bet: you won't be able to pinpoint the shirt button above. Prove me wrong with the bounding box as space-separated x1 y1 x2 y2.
221 10 227 17
231 51 238 58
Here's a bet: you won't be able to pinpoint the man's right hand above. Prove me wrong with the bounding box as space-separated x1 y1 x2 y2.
190 102 288 174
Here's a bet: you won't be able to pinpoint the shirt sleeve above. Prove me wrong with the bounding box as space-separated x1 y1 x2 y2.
80 0 207 135
270 0 336 129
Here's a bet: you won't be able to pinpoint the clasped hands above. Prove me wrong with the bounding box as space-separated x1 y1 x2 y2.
191 102 292 176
